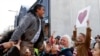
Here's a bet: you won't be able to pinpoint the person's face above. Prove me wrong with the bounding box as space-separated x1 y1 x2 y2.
55 38 59 44
37 7 45 18
25 48 31 56
96 37 100 42
73 47 77 56
51 45 59 54
60 37 69 47
92 43 100 56
45 26 48 37
48 37 56 45
77 34 85 43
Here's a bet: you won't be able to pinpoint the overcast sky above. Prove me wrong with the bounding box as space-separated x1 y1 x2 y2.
0 0 36 34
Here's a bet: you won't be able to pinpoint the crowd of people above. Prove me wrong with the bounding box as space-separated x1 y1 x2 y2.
0 20 100 56
0 4 100 56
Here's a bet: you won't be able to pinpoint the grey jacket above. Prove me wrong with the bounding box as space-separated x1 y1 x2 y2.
10 13 44 42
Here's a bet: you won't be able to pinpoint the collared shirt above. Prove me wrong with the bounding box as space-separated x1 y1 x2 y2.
31 18 41 43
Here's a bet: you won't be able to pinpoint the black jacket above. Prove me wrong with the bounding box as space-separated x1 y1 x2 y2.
3 46 20 56
59 48 73 56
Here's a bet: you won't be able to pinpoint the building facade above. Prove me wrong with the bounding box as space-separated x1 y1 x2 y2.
50 0 100 37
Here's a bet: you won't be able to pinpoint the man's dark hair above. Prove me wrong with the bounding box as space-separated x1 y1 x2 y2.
95 35 100 40
55 36 61 40
28 4 44 16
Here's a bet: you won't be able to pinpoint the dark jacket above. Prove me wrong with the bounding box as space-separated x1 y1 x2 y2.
0 30 14 44
3 46 20 56
59 48 73 56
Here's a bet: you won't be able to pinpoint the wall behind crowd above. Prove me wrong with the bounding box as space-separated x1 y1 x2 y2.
50 0 100 37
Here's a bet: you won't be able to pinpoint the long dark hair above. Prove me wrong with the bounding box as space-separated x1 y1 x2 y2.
28 4 43 16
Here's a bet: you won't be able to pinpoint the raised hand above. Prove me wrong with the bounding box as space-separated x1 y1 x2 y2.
87 20 90 27
14 40 21 50
74 25 77 31
49 31 56 45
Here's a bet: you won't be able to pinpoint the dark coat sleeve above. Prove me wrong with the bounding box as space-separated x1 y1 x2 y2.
85 27 91 49
3 46 20 56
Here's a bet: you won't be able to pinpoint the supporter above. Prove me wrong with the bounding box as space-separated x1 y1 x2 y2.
3 40 21 56
95 35 100 43
0 30 14 55
59 35 73 56
92 42 100 56
72 20 92 56
55 36 61 45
